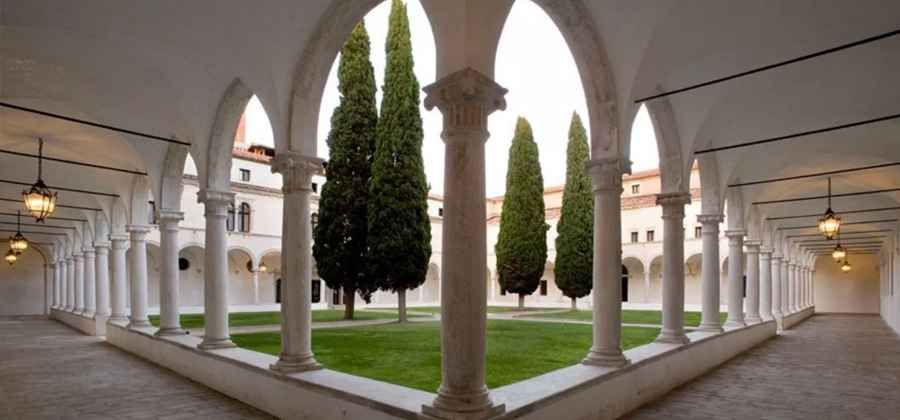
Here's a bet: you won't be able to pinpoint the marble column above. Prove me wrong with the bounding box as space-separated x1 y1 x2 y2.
771 255 783 320
582 157 629 367
67 256 76 311
94 243 111 318
790 263 798 313
156 211 186 336
800 267 807 308
810 269 815 306
252 271 260 305
759 247 773 321
270 153 323 372
421 68 507 419
83 249 96 317
52 261 60 309
109 235 129 322
655 192 692 344
127 225 152 329
74 252 84 314
697 214 724 333
724 230 746 328
198 189 236 349
781 260 790 315
744 240 761 324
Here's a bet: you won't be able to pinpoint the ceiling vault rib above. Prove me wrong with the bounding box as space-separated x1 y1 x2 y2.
0 101 190 147
0 197 102 212
777 219 898 230
767 206 900 221
0 221 74 230
635 28 900 103
753 187 900 205
0 229 66 236
0 212 85 222
0 149 147 176
787 229 892 238
730 162 900 188
0 179 118 198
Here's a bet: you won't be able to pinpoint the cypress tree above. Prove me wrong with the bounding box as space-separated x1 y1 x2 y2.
496 117 549 309
554 112 593 310
368 0 431 322
313 23 379 320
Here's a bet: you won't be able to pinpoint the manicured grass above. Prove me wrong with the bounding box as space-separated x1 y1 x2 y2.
529 309 728 326
148 309 420 329
399 306 546 314
232 320 659 392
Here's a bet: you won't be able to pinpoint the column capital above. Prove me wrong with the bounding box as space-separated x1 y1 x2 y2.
271 152 324 194
759 246 774 255
82 248 96 257
157 210 184 224
126 224 152 235
109 233 129 243
724 229 746 239
697 214 724 224
197 189 234 206
72 252 83 261
586 157 625 192
656 192 691 219
423 67 508 141
94 241 110 250
744 239 762 251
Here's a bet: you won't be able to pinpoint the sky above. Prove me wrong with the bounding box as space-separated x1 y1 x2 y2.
242 0 659 197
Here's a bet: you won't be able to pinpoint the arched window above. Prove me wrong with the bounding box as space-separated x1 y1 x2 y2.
226 202 236 232
238 202 251 233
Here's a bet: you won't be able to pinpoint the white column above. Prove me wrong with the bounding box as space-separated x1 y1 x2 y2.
157 211 186 336
198 189 236 349
270 153 322 372
74 252 85 314
67 257 76 311
800 267 806 308
655 192 692 344
421 68 507 418
582 158 628 367
781 260 790 315
94 243 111 318
52 261 60 309
771 255 783 320
127 225 152 329
759 247 773 321
724 230 746 328
109 235 129 322
810 269 815 307
744 240 761 323
252 271 260 305
788 263 797 313
82 249 96 317
697 214 724 333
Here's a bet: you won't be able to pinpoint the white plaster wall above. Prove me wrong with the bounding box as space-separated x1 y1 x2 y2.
881 249 900 334
0 251 46 316
815 254 880 314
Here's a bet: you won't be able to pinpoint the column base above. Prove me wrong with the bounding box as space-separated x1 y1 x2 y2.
582 349 630 368
198 338 236 350
155 327 188 337
723 319 746 329
422 387 505 420
127 320 152 329
108 315 129 323
655 329 690 345
82 311 96 318
760 314 774 322
745 315 762 324
270 353 322 373
696 323 724 333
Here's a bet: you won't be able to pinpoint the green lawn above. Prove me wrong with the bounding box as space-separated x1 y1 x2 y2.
148 309 420 329
232 320 659 392
529 309 728 327
399 306 547 314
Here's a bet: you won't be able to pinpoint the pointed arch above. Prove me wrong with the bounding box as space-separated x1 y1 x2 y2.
206 79 254 192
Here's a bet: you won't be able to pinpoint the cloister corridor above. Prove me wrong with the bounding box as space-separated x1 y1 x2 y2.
627 315 900 419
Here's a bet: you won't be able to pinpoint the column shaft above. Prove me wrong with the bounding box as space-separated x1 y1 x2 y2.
781 261 790 315
95 244 111 318
724 230 746 328
655 192 692 344
198 190 235 349
759 248 773 321
697 214 724 332
74 253 84 313
83 250 96 317
771 256 783 319
67 258 75 311
127 225 151 328
583 158 628 366
157 212 186 336
109 236 129 322
744 241 761 323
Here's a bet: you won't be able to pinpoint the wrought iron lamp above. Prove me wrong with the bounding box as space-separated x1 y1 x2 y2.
841 259 852 272
4 249 17 266
818 178 840 240
832 243 846 261
258 262 268 273
9 211 28 253
22 138 58 222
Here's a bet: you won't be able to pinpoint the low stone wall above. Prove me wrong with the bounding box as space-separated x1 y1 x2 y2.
104 321 431 419
491 320 778 420
783 306 815 330
50 309 106 336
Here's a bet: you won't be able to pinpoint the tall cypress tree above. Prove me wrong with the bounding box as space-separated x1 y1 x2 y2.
496 117 548 309
368 0 431 322
313 23 378 320
554 112 593 310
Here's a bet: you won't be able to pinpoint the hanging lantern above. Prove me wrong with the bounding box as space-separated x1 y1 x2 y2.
8 211 27 253
4 249 17 266
818 178 841 240
831 243 846 261
258 262 268 273
841 259 852 272
22 138 58 223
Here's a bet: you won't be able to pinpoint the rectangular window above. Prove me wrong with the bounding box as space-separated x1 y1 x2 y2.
540 280 548 296
438 208 444 217
695 226 703 238
240 168 251 182
630 231 639 243
312 182 318 193
646 230 655 242
311 280 321 303
631 184 640 194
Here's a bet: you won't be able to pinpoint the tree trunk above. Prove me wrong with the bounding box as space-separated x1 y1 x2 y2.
518 294 525 309
398 289 407 323
571 296 577 310
343 288 355 320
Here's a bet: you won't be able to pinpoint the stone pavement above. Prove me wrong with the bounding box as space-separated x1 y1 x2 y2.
0 318 272 419
626 314 900 419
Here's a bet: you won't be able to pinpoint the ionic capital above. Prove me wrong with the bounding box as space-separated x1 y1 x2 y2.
657 192 691 219
423 67 507 141
271 152 324 194
585 157 625 193
157 210 184 225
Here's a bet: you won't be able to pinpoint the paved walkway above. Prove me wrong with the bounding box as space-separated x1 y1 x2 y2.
626 314 900 419
0 318 272 419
